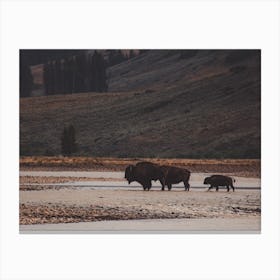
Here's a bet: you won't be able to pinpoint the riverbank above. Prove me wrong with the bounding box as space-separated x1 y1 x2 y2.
20 157 261 178
19 172 261 231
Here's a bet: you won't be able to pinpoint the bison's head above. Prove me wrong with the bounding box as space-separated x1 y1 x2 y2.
203 177 211 184
124 165 135 184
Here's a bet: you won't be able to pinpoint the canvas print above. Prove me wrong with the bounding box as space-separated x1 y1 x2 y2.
19 49 261 232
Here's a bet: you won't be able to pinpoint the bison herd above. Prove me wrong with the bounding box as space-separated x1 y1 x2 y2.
125 161 235 192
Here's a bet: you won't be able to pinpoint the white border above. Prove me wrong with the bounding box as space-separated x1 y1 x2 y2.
1 0 280 279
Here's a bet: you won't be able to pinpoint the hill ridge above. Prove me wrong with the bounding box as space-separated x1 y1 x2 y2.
20 50 260 158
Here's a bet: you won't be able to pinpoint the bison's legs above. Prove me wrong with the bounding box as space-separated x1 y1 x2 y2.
160 178 165 191
207 185 213 191
167 184 172 191
231 184 235 192
215 185 219 191
141 180 151 191
184 181 190 191
227 185 230 192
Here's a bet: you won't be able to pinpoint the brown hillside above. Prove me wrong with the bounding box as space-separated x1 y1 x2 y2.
20 50 260 158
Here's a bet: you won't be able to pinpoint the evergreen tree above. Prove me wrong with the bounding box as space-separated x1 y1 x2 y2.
72 56 78 93
60 59 66 94
107 50 115 67
63 58 69 93
54 59 62 93
64 57 73 93
20 55 33 97
48 61 55 95
76 54 87 92
90 51 98 91
43 62 49 95
96 52 107 92
89 51 107 92
61 125 77 156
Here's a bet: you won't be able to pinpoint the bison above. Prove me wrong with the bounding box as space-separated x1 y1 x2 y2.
203 175 235 192
124 161 165 191
160 166 191 191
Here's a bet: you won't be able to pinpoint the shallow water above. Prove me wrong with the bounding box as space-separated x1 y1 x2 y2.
20 171 261 190
20 171 123 178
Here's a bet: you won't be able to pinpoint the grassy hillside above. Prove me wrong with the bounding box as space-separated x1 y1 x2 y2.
20 50 260 158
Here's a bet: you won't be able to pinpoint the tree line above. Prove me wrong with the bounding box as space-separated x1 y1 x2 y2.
43 51 107 95
20 49 145 97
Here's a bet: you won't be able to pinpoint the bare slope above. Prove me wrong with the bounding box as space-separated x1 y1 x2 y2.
20 50 260 158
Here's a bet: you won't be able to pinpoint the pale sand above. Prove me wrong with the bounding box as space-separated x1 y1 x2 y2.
20 188 260 212
20 217 260 233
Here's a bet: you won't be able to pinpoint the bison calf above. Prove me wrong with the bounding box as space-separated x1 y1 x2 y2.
160 166 191 191
203 175 235 192
124 161 165 191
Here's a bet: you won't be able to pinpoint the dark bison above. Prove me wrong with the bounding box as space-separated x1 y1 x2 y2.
124 161 165 191
160 166 191 191
203 175 235 192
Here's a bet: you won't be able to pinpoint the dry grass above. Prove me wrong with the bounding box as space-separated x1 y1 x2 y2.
19 175 124 191
20 156 260 177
